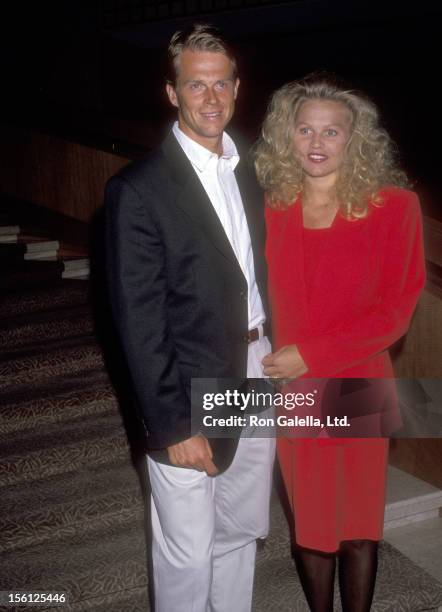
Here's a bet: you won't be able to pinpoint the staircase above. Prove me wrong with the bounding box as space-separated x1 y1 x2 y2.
385 466 442 530
0 198 89 289
0 281 146 610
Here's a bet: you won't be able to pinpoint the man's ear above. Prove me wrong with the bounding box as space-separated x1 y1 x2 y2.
166 83 179 108
234 78 240 100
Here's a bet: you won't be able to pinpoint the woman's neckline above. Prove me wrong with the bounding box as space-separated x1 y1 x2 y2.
300 200 339 230
299 192 339 230
302 224 334 231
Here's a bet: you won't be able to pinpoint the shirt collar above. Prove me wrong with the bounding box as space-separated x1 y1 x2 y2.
172 121 240 172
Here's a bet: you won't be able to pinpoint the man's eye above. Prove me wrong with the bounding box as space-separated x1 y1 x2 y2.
215 81 227 90
189 82 203 91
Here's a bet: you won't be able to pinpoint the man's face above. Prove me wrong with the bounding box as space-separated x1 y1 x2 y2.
166 50 239 153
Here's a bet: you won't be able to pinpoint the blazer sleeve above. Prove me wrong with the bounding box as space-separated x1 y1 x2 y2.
105 175 191 449
296 191 426 377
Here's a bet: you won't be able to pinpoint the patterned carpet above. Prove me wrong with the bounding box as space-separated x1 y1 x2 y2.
0 280 441 611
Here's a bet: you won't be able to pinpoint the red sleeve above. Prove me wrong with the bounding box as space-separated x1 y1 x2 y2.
296 191 426 376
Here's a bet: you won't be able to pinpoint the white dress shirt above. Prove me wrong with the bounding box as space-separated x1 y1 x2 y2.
172 122 265 330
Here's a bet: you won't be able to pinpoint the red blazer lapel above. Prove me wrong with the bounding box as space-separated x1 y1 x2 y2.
266 198 312 348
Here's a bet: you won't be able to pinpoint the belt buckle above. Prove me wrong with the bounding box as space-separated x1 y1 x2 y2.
245 327 258 344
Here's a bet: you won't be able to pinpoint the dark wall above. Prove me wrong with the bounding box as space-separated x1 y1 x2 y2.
2 1 441 217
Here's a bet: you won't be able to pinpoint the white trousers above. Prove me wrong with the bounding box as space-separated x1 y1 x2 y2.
147 335 275 612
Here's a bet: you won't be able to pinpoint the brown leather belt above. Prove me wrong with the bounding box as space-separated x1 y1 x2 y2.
243 322 269 344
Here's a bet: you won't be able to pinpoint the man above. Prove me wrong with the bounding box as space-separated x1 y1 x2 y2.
105 23 274 612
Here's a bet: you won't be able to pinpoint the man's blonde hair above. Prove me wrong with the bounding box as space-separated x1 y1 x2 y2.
167 23 237 85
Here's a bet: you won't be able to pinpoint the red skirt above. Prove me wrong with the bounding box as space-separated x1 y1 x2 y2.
277 437 389 553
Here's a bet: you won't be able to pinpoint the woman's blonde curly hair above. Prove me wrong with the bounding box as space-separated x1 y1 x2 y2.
253 76 409 218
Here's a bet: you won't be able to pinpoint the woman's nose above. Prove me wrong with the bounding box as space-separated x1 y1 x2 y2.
311 133 323 148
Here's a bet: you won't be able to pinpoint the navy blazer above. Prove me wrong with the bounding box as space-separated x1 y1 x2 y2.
105 131 269 471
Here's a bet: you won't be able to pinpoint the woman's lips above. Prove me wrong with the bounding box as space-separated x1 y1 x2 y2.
307 153 328 162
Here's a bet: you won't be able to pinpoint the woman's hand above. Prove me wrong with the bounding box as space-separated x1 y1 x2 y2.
262 344 308 379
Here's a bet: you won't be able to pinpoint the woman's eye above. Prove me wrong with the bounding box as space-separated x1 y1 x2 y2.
325 129 338 136
299 127 311 135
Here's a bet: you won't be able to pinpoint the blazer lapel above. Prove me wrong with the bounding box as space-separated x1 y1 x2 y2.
234 158 262 262
288 200 313 337
161 133 241 269
235 157 270 314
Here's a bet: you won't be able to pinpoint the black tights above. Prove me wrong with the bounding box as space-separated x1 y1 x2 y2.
293 540 378 612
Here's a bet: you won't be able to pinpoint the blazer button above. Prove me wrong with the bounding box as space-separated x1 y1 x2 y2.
240 290 247 301
243 334 250 344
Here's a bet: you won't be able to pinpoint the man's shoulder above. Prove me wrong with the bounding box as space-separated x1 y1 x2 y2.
114 147 169 191
110 131 193 196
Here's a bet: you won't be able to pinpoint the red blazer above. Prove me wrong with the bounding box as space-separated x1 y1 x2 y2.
265 187 426 435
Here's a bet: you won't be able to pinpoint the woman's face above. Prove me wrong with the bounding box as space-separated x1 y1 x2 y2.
292 99 352 182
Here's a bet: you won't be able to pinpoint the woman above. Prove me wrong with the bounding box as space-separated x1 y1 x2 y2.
254 77 425 611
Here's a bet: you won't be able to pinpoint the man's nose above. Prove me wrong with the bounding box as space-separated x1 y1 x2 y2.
204 86 219 104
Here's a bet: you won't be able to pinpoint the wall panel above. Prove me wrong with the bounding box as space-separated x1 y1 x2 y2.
0 124 129 223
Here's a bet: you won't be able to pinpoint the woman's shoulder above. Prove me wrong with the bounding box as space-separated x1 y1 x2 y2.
265 195 300 219
375 186 420 214
368 186 422 239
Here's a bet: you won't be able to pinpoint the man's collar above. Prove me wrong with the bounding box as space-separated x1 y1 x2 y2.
172 122 239 172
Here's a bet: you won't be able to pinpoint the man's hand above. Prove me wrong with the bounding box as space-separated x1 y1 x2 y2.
167 434 219 476
262 344 308 379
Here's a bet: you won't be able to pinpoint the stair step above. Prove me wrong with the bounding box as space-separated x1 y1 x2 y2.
24 251 58 261
0 280 88 319
384 516 442 585
24 239 59 253
0 233 18 243
0 341 103 386
0 461 143 552
0 298 90 330
23 241 59 260
68 586 149 612
0 414 130 487
0 380 117 435
0 240 59 261
0 303 94 351
63 258 90 272
0 196 89 252
0 225 20 236
0 216 88 284
385 466 442 529
0 523 149 608
63 268 90 280
62 257 90 280
0 225 20 243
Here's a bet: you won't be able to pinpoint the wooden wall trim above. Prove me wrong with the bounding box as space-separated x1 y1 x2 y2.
424 215 442 268
0 124 130 223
